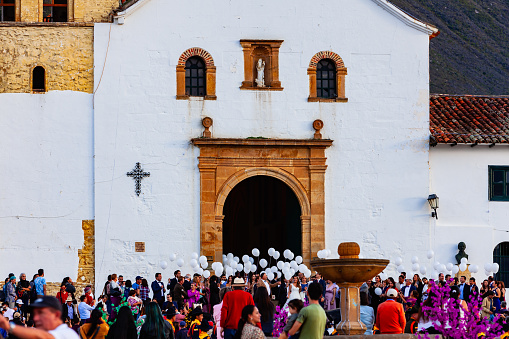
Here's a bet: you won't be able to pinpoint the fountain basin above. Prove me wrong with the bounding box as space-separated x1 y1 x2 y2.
311 258 390 286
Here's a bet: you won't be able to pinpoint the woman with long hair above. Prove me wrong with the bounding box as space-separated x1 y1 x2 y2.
141 279 151 307
106 306 138 339
139 301 174 339
492 281 502 312
80 309 109 339
253 286 274 336
498 281 506 302
235 305 265 339
416 293 441 334
324 279 337 310
209 275 220 309
481 280 490 298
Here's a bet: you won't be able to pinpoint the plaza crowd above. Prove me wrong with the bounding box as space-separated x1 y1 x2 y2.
1 268 509 338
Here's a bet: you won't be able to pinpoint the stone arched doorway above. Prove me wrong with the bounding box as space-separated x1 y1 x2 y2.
218 168 310 260
192 137 332 265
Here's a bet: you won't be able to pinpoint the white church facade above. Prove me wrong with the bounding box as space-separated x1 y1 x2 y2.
1 0 508 292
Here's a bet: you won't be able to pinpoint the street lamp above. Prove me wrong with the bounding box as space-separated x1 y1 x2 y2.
427 194 439 219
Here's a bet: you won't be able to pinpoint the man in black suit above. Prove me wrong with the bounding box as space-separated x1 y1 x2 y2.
167 270 181 298
464 277 479 304
316 273 327 307
151 272 166 307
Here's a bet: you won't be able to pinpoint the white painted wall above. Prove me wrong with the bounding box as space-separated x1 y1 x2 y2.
430 145 509 281
0 92 94 282
93 0 432 287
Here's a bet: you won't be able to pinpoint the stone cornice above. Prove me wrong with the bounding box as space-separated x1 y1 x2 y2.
191 138 333 148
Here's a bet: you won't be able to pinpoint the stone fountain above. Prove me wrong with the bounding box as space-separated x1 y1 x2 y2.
311 242 389 335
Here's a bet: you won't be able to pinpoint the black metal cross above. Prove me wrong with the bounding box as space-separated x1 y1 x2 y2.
127 162 150 196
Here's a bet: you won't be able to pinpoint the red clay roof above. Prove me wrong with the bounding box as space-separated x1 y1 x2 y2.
430 95 509 145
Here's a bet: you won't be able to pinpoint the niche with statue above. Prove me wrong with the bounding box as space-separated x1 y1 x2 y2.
240 40 283 90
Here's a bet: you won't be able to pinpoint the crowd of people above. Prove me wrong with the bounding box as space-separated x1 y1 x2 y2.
1 268 508 338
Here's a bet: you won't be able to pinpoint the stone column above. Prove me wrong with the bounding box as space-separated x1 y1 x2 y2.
337 285 366 335
309 148 327 256
176 65 186 98
307 68 317 99
198 162 217 260
301 215 312 266
240 42 254 88
205 66 216 99
270 47 281 88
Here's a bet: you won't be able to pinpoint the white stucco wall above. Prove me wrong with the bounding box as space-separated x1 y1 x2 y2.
93 0 432 286
0 92 94 282
430 145 509 281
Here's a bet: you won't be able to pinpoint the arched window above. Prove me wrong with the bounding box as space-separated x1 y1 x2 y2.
494 242 509 287
43 0 67 22
177 48 216 100
0 0 15 21
308 51 347 102
32 66 46 92
185 56 206 97
316 59 337 99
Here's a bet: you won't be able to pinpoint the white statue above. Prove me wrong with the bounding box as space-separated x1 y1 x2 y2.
255 58 265 87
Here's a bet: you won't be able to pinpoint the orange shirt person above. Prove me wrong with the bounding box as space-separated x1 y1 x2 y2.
375 288 406 334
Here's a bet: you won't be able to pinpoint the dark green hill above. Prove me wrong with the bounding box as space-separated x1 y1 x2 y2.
389 0 509 95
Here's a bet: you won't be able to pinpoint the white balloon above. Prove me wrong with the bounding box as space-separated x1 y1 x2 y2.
470 264 479 273
380 272 388 281
304 270 311 278
233 256 240 263
226 267 233 277
484 263 492 272
244 267 250 274
290 268 296 276
485 270 492 277
160 261 168 269
273 251 280 260
427 250 434 259
295 256 303 264
397 265 405 273
433 261 441 271
252 248 260 257
267 272 274 281
431 271 439 280
395 257 403 266
277 261 284 270
268 248 275 256
375 287 382 296
459 263 467 272
270 266 277 273
290 261 298 269
492 263 500 274
203 270 211 279
215 268 223 276
460 257 468 264
197 268 204 275
259 259 268 268
446 263 454 271
249 257 254 264
412 263 419 272
326 249 332 258
190 259 198 268
242 255 249 263
298 264 307 272
191 252 198 260
283 249 290 258
284 272 291 280
201 262 208 269
169 253 176 262
420 266 427 275
199 256 208 265
245 262 252 270
288 252 295 260
452 266 459 274
250 265 257 273
176 258 184 267
284 262 291 269
411 256 419 264
440 264 447 273
237 263 243 271
227 253 234 260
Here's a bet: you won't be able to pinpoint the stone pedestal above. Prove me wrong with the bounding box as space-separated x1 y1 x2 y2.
455 264 471 280
337 285 365 335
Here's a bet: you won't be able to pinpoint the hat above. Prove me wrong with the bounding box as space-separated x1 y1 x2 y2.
179 321 186 327
66 296 73 302
199 321 212 332
232 277 245 286
13 312 20 319
9 276 16 281
84 287 91 293
190 307 203 317
165 308 176 318
136 276 143 280
30 296 63 312
16 299 23 305
387 289 398 298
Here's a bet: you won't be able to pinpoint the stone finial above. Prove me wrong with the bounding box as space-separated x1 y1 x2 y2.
337 242 360 259
202 117 213 138
313 119 324 139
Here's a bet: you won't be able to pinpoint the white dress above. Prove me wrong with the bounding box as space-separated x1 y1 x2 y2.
288 284 302 302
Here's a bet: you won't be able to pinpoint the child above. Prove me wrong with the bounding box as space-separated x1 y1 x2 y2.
175 321 188 339
279 299 304 339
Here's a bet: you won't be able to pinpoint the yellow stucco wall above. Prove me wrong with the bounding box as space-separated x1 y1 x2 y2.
75 0 118 23
0 25 94 93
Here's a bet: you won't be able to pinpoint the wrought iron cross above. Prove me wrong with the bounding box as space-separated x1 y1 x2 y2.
127 162 150 196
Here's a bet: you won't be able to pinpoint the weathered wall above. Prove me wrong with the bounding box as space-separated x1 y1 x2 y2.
19 0 39 22
0 92 94 283
0 26 94 93
93 0 433 287
75 0 117 22
430 145 509 281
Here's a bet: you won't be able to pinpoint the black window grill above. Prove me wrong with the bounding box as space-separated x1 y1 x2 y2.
185 56 206 97
33 66 46 92
316 59 337 99
0 0 15 21
494 242 509 288
489 166 509 201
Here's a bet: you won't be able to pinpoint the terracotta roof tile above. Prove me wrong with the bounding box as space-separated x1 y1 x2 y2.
430 95 509 145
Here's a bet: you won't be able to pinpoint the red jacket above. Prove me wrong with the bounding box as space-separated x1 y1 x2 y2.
220 290 254 329
375 299 406 334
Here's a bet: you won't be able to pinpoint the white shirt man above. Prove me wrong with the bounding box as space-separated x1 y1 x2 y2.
78 296 94 322
459 276 467 300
